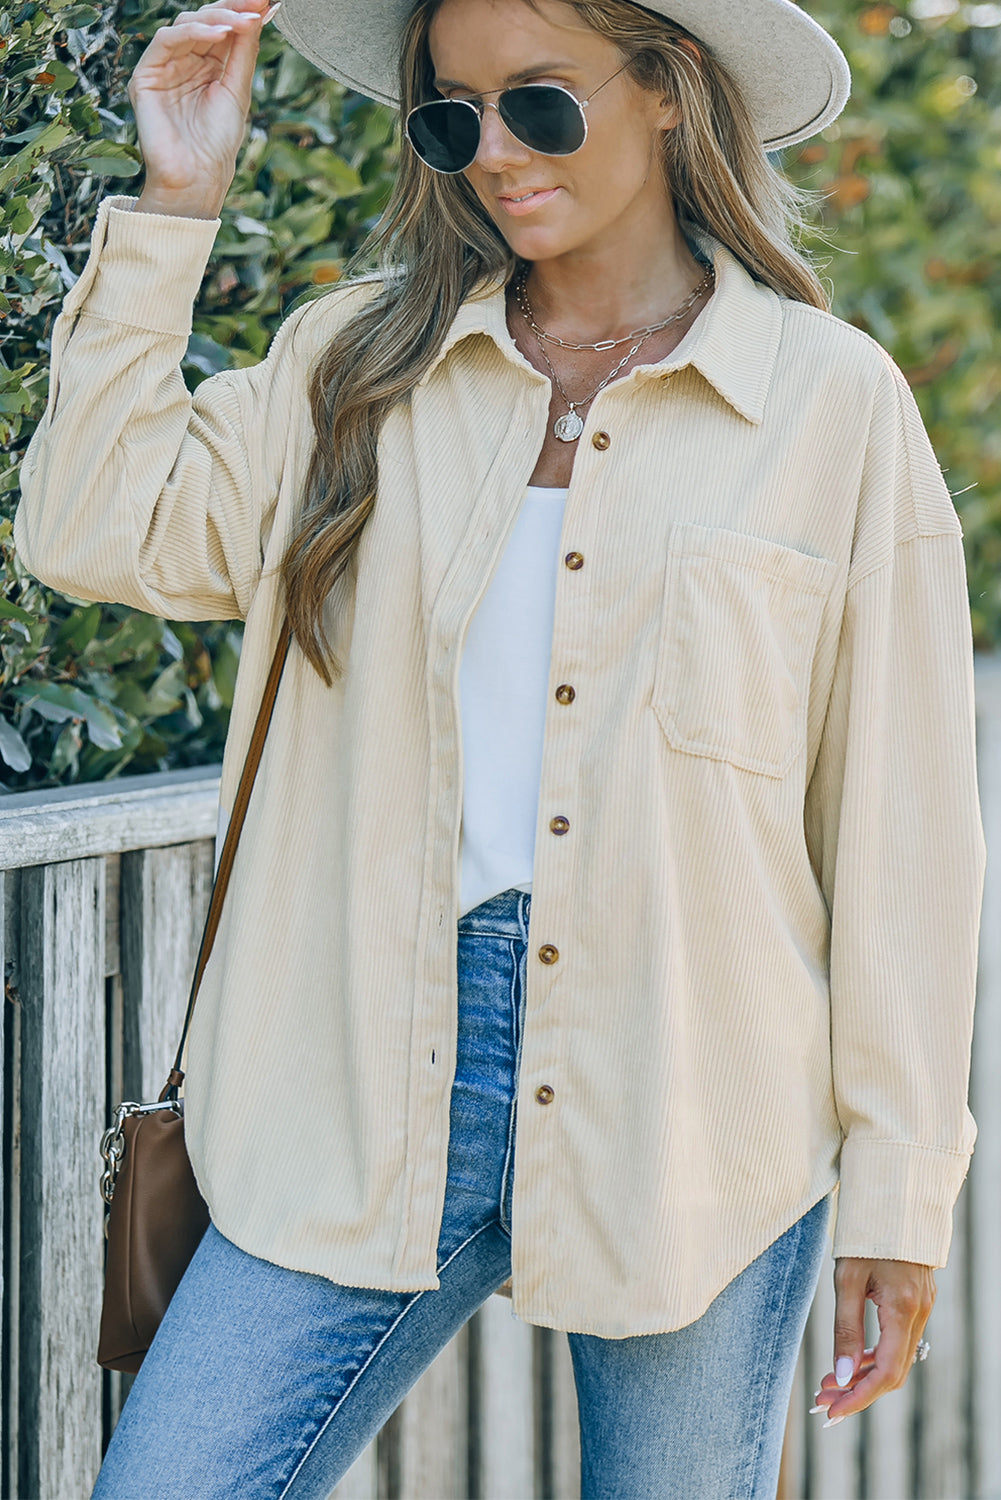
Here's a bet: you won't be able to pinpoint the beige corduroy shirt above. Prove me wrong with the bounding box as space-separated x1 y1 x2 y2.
15 199 984 1337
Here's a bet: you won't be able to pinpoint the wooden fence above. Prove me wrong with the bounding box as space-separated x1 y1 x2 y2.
1 660 1000 1500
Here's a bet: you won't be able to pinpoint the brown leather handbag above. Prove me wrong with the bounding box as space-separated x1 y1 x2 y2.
97 619 292 1372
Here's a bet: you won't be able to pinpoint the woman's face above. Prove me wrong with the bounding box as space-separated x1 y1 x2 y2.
426 0 677 267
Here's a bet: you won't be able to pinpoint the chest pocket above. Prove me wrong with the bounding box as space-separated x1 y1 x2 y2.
652 523 836 779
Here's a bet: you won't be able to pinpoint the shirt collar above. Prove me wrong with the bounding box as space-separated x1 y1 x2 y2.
417 233 783 426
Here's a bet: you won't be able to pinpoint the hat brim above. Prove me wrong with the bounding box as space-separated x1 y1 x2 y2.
275 0 850 151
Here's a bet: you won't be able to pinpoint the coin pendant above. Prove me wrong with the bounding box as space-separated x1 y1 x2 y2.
554 410 584 443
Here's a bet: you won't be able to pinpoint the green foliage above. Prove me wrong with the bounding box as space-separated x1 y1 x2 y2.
783 2 1001 647
1 518 241 780
2 0 1000 788
0 0 397 790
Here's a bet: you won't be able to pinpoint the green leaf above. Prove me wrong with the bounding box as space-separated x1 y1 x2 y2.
36 56 77 90
53 599 101 652
0 387 33 414
49 718 81 776
74 153 141 177
0 712 31 772
81 612 164 670
144 660 186 717
0 596 34 626
185 333 232 377
78 693 123 749
0 120 72 193
12 679 123 748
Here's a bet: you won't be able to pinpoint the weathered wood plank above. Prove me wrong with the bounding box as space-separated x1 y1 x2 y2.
0 869 7 1492
120 842 215 1101
853 1301 914 1500
778 1344 807 1500
104 853 121 979
804 1254 862 1500
916 1186 967 1499
0 766 220 872
537 1328 579 1500
395 1325 468 1498
3 866 21 1500
102 967 131 1442
863 1342 913 1500
17 859 106 1500
971 662 1001 1499
475 1298 535 1500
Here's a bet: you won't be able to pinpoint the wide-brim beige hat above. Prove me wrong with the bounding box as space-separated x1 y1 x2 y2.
275 0 850 151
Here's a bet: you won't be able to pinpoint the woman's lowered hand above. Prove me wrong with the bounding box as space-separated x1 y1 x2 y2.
811 1258 935 1426
129 0 277 219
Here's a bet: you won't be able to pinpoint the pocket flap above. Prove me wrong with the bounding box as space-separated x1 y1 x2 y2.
653 524 836 778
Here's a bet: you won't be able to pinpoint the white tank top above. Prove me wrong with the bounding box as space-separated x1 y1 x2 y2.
458 485 569 916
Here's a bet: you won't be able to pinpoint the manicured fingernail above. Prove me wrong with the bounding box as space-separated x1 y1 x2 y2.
823 1414 847 1429
262 2 281 19
809 1405 828 1415
835 1356 854 1387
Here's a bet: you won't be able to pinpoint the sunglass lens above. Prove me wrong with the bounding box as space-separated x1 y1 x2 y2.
500 86 585 155
406 101 479 172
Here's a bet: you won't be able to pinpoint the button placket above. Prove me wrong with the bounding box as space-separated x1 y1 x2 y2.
522 469 597 1182
406 397 550 1272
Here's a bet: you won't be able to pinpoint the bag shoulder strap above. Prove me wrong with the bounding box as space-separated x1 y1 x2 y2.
163 616 293 1098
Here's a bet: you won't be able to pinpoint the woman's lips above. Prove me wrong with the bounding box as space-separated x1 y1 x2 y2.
496 187 560 216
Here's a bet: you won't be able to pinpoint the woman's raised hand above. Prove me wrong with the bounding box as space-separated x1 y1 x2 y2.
129 0 277 219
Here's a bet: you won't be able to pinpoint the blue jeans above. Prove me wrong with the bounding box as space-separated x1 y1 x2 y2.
93 889 829 1500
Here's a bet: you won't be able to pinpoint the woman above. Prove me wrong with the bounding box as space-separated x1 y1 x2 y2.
15 0 984 1491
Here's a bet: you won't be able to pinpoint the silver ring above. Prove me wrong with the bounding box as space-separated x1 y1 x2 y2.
913 1339 931 1364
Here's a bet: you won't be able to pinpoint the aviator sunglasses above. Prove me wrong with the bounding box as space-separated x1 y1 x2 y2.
405 59 632 174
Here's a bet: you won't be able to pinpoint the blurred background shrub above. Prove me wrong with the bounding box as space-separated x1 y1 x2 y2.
1 0 999 788
786 0 1001 649
0 0 396 787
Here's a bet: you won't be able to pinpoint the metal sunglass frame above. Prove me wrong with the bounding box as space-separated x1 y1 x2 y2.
404 59 632 174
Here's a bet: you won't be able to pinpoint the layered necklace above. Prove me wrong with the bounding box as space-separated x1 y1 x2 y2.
514 263 715 442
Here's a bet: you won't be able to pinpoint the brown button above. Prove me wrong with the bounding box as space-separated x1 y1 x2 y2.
564 551 584 570
549 815 570 835
555 683 576 705
591 430 611 451
538 944 559 965
535 1084 555 1106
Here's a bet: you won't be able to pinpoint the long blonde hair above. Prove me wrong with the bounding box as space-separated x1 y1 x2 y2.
281 0 827 683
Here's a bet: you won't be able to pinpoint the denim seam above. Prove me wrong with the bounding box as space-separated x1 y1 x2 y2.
457 889 532 941
740 1213 805 1499
459 922 525 937
499 934 525 1232
276 1216 504 1499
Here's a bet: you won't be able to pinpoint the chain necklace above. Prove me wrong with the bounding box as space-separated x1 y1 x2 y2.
515 264 715 443
515 264 714 351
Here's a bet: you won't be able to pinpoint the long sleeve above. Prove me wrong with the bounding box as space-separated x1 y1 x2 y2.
804 361 985 1267
14 197 359 622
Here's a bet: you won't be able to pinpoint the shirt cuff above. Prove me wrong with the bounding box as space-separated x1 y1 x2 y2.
832 1135 973 1267
63 195 220 337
